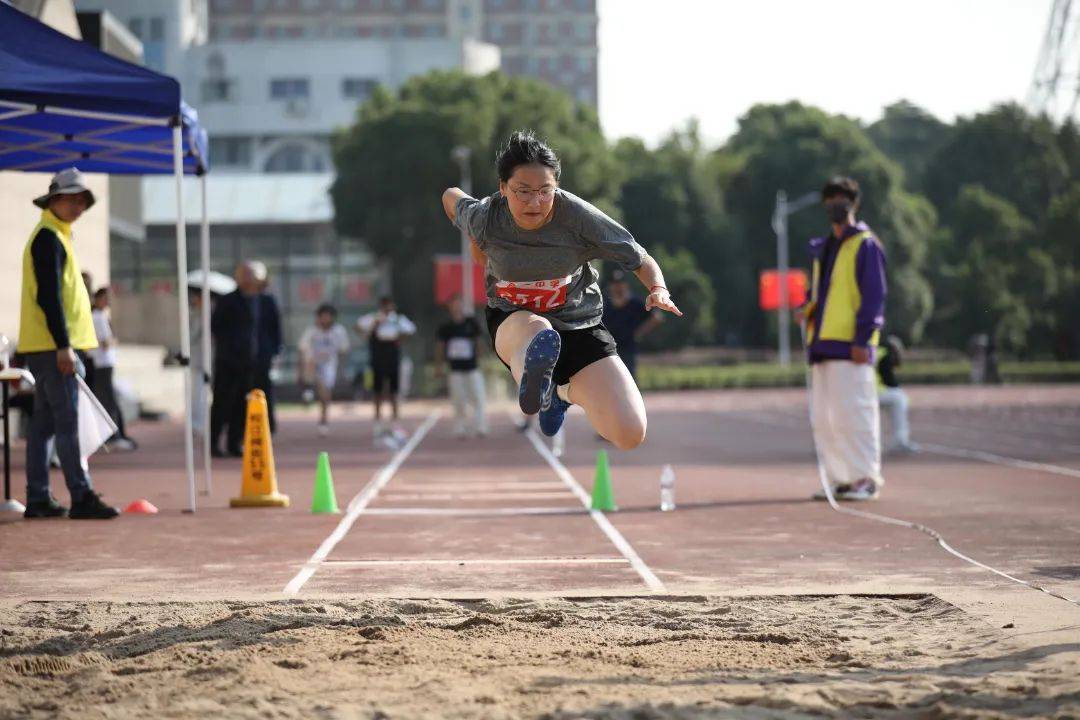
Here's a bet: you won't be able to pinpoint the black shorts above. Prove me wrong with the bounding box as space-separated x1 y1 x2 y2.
485 306 618 387
371 359 399 394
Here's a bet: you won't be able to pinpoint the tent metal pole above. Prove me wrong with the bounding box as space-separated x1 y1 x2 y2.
173 126 196 513
200 174 212 496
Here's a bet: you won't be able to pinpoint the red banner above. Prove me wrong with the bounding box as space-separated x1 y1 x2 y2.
434 256 486 305
759 269 808 311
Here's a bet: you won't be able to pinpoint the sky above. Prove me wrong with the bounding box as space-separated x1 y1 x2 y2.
597 0 1053 147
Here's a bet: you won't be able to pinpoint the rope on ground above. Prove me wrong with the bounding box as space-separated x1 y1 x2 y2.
812 442 1080 608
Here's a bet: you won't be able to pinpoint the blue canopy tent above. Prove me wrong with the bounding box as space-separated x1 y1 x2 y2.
0 1 214 512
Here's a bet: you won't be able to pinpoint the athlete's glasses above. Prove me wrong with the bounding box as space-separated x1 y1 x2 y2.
511 186 557 203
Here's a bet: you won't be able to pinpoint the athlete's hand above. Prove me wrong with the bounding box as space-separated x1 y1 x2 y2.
646 289 682 317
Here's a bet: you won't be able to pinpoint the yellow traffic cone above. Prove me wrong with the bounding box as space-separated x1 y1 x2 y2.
230 389 290 508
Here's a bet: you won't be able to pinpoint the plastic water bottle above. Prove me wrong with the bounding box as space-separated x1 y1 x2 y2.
0 334 10 370
660 464 675 512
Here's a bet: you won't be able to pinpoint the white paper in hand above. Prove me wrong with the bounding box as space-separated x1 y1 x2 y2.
76 375 118 459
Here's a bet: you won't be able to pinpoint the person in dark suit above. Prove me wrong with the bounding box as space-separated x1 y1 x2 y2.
209 261 282 457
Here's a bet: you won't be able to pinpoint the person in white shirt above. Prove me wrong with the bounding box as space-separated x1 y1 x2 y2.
298 303 350 436
88 287 135 450
356 296 416 447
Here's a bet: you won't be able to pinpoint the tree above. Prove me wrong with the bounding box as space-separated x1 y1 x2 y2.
637 246 716 352
924 185 1037 353
867 100 952 194
923 103 1070 226
331 71 615 339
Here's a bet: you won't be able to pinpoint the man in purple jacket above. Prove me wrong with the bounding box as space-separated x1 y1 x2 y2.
801 177 887 501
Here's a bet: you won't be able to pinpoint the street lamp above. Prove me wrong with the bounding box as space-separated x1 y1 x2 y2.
771 189 819 365
451 146 474 317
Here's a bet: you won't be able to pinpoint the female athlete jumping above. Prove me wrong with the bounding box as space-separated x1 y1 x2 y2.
441 131 682 449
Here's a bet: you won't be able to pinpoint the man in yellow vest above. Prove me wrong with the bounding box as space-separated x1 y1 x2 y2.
801 176 887 501
19 168 119 519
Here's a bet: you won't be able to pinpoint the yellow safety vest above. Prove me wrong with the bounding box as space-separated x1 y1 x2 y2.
18 209 98 352
806 230 880 347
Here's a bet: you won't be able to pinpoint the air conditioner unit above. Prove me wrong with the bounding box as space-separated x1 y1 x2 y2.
284 98 310 117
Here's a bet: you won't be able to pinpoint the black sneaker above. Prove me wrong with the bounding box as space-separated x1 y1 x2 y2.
68 491 120 520
24 496 68 519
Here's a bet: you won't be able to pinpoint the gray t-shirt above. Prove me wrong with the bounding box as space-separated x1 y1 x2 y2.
453 189 647 330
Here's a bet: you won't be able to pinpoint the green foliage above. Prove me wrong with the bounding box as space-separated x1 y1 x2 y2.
635 360 1080 392
638 246 716 351
867 100 952 193
923 103 1070 225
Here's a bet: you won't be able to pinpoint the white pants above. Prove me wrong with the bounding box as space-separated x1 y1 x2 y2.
448 369 488 435
810 361 882 487
878 386 911 448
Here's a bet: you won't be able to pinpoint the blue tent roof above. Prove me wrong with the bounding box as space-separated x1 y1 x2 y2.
0 1 208 175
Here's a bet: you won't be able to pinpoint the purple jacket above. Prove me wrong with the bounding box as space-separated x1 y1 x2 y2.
806 221 887 363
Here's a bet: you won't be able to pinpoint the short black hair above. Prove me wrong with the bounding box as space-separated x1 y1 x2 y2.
93 287 109 299
379 296 394 306
316 303 337 317
822 176 860 205
496 130 561 183
825 175 859 207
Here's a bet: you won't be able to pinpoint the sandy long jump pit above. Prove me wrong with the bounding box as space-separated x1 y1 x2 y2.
2 594 1077 719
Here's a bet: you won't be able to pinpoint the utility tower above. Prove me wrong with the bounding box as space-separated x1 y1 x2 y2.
1029 0 1080 121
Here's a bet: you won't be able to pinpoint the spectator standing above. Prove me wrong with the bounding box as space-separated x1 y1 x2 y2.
601 269 662 381
298 303 350 436
209 261 282 457
18 168 118 519
435 297 488 438
356 296 416 447
877 335 918 454
88 287 135 450
801 176 887 502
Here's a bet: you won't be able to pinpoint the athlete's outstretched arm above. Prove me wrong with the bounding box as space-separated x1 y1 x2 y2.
634 254 683 316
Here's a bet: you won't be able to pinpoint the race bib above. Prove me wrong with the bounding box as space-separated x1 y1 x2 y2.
495 276 573 311
446 337 474 361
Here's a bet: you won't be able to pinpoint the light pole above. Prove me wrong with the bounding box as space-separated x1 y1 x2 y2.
771 190 819 365
451 146 474 317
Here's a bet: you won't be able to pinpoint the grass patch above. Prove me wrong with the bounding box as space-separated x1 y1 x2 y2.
635 361 1080 391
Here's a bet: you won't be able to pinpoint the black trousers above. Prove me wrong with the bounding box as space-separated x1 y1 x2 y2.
210 361 275 453
91 365 127 439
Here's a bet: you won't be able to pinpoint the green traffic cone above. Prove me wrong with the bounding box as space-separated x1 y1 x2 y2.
590 449 616 511
311 452 340 514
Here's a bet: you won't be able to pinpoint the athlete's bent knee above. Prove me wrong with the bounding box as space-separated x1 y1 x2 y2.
610 417 646 450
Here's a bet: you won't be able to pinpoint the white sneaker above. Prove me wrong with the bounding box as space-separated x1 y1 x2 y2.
317 423 329 437
834 478 880 501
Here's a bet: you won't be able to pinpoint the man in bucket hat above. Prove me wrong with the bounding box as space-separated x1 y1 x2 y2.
19 168 119 519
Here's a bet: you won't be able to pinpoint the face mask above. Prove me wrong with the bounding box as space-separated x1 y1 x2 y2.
826 199 853 224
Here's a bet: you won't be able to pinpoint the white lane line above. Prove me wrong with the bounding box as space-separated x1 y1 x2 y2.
380 491 575 501
919 420 1080 455
524 429 666 592
282 411 441 596
390 481 567 491
362 506 584 517
317 557 628 567
920 442 1080 479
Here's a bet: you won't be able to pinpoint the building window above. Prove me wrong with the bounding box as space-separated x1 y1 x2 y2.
202 78 234 103
209 137 253 167
342 77 379 100
337 0 359 8
269 78 310 100
264 142 325 173
128 17 144 38
576 21 593 42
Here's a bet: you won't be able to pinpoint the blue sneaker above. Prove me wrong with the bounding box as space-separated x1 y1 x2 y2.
519 329 561 415
539 391 570 437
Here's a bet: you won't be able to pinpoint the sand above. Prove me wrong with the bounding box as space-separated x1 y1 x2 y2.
1 594 1078 719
